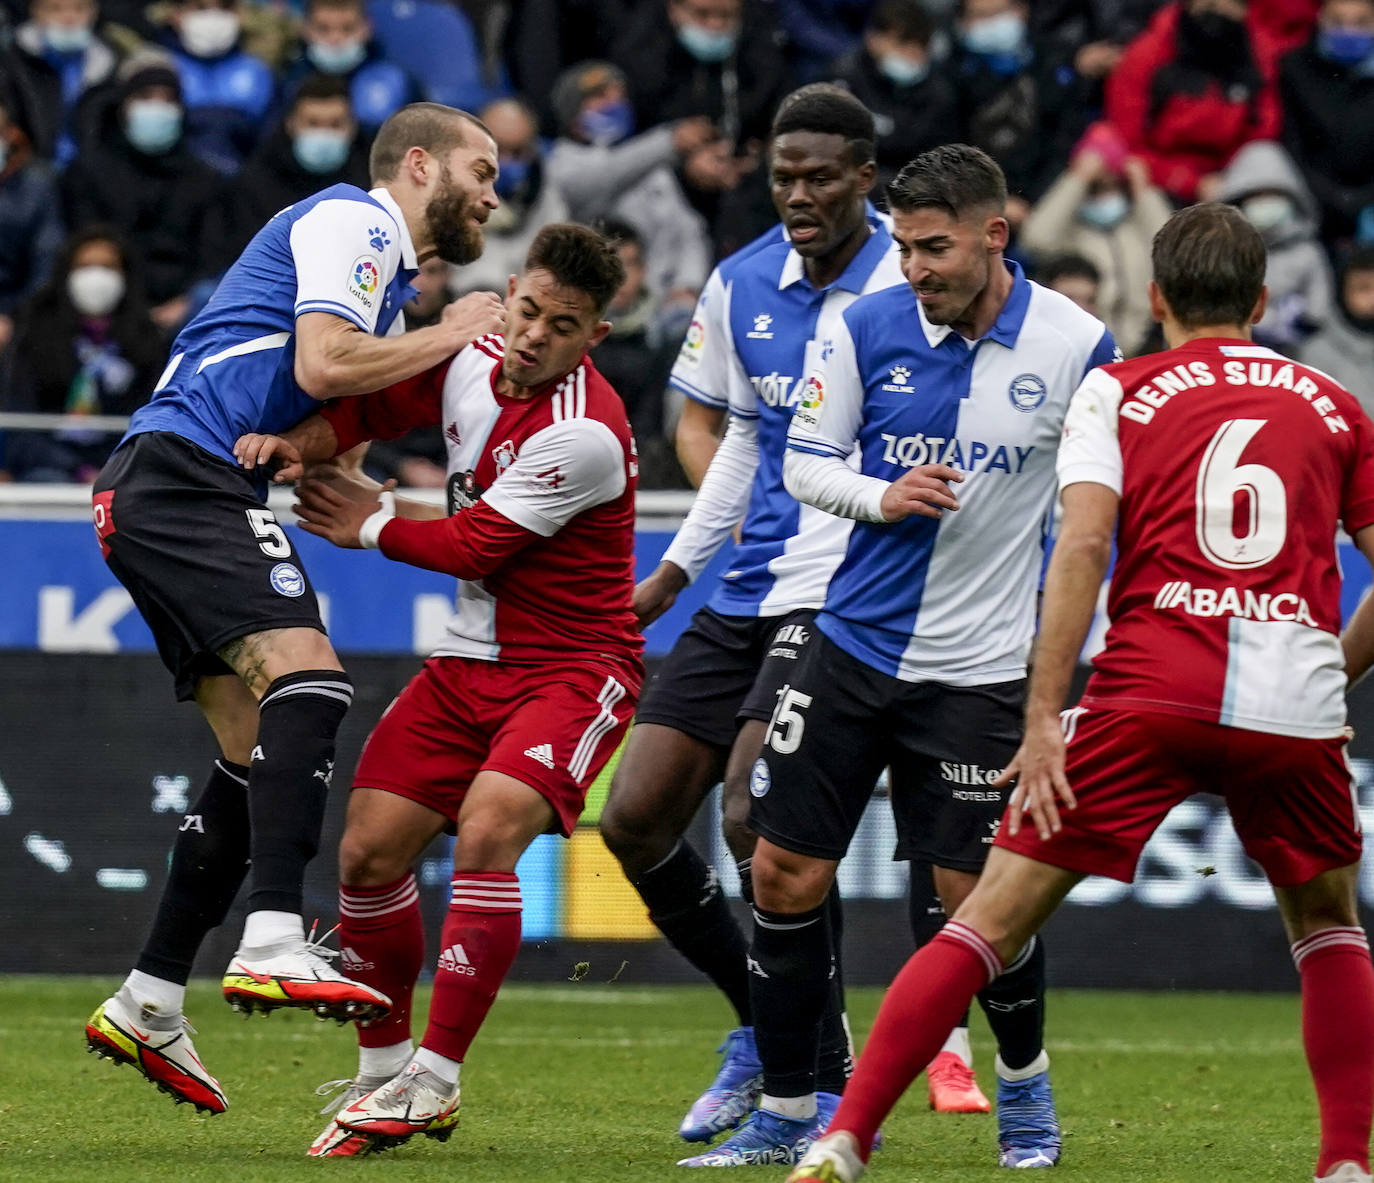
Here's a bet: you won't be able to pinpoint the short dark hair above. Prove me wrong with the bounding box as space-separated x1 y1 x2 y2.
1038 252 1101 288
292 73 352 112
1152 203 1265 330
869 0 933 44
1343 244 1374 278
305 0 365 15
771 83 875 166
525 223 626 316
369 102 490 184
886 144 1006 219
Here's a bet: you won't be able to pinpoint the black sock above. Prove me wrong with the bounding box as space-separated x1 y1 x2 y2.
908 862 971 1031
635 840 752 1024
136 759 251 984
977 934 1046 1072
245 670 352 916
736 857 754 908
751 902 831 1100
816 883 852 1094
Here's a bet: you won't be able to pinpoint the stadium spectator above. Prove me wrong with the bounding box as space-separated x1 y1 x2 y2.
0 96 64 351
1218 139 1334 349
283 0 417 134
1106 0 1283 204
366 0 502 113
451 96 569 297
1251 0 1321 51
1280 0 1374 245
0 0 117 165
950 0 1081 221
1299 245 1374 416
1021 125 1173 354
502 0 634 129
1029 0 1162 81
828 0 961 191
1035 252 1101 318
160 0 275 175
0 225 163 482
209 73 370 271
61 50 221 331
546 61 713 311
776 0 872 79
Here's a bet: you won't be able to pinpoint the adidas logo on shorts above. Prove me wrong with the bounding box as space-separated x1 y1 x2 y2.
523 743 555 769
437 943 476 976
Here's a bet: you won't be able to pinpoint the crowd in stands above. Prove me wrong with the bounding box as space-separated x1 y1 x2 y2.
2 0 1373 485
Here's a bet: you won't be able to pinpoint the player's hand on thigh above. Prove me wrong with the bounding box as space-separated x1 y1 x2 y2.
995 714 1076 842
294 479 380 548
233 433 304 483
880 464 964 522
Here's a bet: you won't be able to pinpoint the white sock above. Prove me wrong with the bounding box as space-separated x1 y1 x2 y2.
121 970 184 1022
761 1092 817 1121
996 1049 1050 1083
241 910 304 950
940 1025 973 1067
412 1047 461 1091
358 1040 413 1081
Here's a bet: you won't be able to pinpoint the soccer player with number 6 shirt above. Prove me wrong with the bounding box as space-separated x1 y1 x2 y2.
790 203 1374 1183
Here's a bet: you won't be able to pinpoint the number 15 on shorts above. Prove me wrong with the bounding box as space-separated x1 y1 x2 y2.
767 685 813 755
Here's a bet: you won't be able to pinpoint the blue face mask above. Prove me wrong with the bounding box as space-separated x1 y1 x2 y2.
578 100 635 146
44 23 93 54
879 52 930 87
963 11 1027 56
124 99 183 155
1317 26 1374 67
306 38 367 74
292 128 350 174
677 23 738 62
494 156 531 198
1079 191 1129 230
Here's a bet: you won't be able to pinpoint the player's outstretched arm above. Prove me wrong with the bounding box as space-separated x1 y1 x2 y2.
1342 525 1374 685
996 480 1117 841
234 415 342 483
294 292 505 401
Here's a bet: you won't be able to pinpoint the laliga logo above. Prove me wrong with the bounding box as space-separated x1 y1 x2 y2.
1009 373 1048 412
353 259 379 294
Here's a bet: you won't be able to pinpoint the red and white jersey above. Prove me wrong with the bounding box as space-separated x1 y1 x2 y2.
1058 339 1374 738
323 335 642 670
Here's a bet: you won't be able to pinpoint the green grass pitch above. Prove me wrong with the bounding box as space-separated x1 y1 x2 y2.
5 977 1319 1181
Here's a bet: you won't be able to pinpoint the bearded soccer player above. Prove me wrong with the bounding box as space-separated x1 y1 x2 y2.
235 223 641 1156
792 203 1374 1183
84 102 507 1114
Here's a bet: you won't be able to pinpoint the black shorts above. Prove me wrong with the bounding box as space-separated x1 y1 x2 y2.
748 628 1024 870
633 606 819 748
93 432 325 701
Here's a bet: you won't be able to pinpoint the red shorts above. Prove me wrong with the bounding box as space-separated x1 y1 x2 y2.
352 655 640 836
995 707 1362 887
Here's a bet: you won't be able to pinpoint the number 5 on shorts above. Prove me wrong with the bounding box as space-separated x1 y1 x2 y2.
245 508 291 558
767 685 813 755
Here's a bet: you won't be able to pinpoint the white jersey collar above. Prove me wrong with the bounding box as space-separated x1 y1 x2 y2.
368 187 419 270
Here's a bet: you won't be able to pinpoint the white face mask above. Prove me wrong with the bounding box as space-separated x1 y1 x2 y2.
67 265 126 316
1242 194 1294 235
179 8 241 58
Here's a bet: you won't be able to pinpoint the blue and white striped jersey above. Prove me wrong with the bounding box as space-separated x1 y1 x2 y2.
664 218 904 617
788 262 1118 683
123 184 418 471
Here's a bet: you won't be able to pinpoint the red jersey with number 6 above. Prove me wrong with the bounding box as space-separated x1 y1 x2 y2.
1057 339 1374 738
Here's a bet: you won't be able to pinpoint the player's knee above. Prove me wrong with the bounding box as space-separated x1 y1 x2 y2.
752 844 833 913
338 828 410 887
599 784 673 867
453 813 530 874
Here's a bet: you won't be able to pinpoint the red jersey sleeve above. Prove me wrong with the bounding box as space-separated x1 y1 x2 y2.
1342 408 1374 536
377 500 541 581
319 359 453 453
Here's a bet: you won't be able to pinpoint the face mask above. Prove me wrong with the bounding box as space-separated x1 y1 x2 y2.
67 266 126 316
1318 27 1374 67
1242 194 1293 234
1079 191 1129 229
124 99 183 154
578 99 634 146
962 11 1027 56
306 38 367 74
179 8 240 58
494 156 531 198
677 23 738 62
292 128 350 174
44 23 93 53
879 53 929 87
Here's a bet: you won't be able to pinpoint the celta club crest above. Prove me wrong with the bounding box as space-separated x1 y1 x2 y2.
492 439 517 474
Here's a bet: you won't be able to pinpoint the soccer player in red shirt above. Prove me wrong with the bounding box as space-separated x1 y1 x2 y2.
790 202 1374 1183
234 223 641 1156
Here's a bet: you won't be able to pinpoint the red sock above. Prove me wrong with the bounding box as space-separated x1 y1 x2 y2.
338 875 424 1049
420 872 523 1062
831 922 1002 1159
1293 926 1374 1176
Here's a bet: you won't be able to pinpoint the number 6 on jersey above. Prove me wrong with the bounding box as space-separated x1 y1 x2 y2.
1195 418 1286 570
